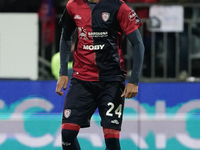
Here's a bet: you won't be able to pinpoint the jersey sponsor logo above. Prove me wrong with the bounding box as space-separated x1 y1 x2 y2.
78 27 108 40
88 31 108 37
83 44 105 50
64 109 71 118
102 12 110 22
78 27 88 40
74 15 81 19
128 11 137 21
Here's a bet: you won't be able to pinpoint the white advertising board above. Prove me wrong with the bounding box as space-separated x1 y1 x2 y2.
149 5 184 32
0 13 38 80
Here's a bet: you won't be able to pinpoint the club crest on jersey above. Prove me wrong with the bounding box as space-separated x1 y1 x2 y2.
102 12 110 22
64 109 71 118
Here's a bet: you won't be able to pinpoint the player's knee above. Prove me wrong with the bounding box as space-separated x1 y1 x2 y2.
62 123 80 131
103 127 120 139
61 123 80 141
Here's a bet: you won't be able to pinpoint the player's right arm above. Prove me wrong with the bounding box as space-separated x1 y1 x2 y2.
56 5 76 96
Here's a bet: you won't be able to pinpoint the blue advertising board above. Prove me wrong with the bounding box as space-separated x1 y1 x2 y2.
0 80 200 150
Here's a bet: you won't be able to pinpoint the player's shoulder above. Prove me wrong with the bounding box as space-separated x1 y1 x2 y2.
118 0 125 3
66 0 84 8
67 0 79 4
109 0 125 4
102 0 124 8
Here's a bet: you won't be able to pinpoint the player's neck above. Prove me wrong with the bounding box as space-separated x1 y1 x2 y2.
87 0 98 3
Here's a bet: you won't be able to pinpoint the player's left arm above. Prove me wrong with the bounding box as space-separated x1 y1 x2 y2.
121 29 145 98
118 3 145 98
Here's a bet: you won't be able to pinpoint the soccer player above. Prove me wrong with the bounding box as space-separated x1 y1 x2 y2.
56 0 145 149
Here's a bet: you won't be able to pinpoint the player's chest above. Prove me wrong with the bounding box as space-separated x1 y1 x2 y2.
71 5 118 29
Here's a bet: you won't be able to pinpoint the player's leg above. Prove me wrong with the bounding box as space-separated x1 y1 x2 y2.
103 127 120 150
61 78 98 150
98 81 125 150
62 123 80 150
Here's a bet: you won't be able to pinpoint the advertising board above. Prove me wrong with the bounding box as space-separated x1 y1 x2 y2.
0 81 200 149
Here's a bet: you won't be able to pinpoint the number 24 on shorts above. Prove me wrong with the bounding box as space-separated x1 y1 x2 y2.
106 102 122 118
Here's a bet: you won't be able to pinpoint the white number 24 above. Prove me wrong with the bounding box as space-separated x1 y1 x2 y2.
106 102 122 118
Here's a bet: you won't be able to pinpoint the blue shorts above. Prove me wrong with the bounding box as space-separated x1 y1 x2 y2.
62 78 125 131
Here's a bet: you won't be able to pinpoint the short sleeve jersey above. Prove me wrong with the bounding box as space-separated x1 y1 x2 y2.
61 0 142 82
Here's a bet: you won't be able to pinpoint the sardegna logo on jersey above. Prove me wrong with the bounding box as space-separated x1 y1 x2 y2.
128 11 137 21
102 12 110 22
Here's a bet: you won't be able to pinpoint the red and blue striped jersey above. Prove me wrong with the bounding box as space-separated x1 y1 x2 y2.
61 0 142 81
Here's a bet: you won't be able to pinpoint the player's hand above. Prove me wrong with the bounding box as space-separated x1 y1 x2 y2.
121 83 138 98
56 76 69 96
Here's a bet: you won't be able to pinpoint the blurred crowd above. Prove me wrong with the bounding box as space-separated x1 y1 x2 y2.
1 0 198 15
0 0 59 12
